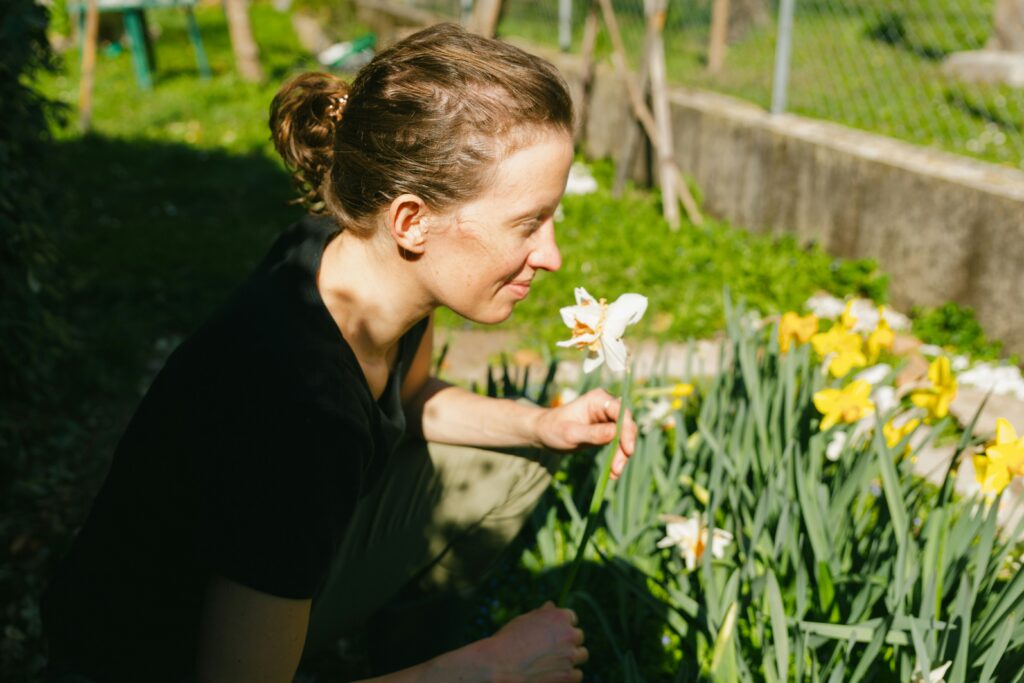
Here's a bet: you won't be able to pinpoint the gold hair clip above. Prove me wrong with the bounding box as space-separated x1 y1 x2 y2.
326 95 348 122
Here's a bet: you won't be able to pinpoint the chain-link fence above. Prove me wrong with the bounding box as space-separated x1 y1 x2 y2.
404 0 1024 170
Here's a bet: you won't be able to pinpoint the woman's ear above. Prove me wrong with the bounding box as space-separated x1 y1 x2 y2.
387 194 431 256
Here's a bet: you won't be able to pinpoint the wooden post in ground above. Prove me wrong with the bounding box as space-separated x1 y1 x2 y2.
78 0 100 132
574 1 601 145
646 0 679 228
224 0 264 82
468 0 503 38
595 0 704 226
707 0 730 73
612 16 652 198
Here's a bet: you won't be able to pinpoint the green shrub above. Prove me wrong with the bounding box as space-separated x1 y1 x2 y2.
912 302 1010 362
0 0 68 408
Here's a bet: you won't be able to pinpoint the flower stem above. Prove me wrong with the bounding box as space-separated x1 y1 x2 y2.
558 365 632 605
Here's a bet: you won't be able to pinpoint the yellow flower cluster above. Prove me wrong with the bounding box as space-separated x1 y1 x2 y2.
779 301 895 379
910 356 957 422
973 418 1024 495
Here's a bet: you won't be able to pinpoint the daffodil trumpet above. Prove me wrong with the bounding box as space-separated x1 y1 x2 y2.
558 365 633 605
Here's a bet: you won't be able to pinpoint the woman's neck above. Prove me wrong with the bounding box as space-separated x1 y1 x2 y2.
316 228 432 363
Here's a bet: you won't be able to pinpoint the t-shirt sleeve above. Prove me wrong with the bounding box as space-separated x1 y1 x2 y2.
196 400 372 600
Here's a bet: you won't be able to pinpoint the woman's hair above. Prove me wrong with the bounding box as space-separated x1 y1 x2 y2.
270 22 574 233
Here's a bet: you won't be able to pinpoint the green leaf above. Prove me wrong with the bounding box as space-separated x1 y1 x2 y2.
977 611 1015 683
710 602 739 683
766 570 789 681
872 425 909 548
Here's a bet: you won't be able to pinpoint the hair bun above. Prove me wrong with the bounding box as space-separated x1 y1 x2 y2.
269 72 350 213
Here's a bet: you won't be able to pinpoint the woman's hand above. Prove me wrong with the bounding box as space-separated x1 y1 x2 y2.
533 388 638 480
481 601 588 682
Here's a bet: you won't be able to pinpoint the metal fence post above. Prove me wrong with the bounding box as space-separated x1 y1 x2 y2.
559 0 573 52
771 0 796 115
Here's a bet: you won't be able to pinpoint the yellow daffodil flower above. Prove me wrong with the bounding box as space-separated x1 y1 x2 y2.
778 312 819 354
813 380 875 431
866 316 895 362
910 356 957 420
671 382 694 398
883 416 920 455
841 300 859 330
811 325 867 378
973 418 1024 494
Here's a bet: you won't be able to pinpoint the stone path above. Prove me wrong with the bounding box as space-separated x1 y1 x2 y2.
440 328 1024 540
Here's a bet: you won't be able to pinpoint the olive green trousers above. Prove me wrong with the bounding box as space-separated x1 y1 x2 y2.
303 437 557 657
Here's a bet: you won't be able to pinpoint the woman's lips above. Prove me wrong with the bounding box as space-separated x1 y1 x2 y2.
506 280 531 299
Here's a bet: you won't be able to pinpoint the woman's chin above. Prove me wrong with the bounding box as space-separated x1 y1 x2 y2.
451 303 515 326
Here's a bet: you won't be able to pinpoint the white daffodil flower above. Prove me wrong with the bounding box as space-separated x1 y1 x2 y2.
825 430 848 462
557 287 648 374
912 661 951 683
855 363 892 386
639 398 674 433
872 385 898 415
657 514 733 570
805 293 846 320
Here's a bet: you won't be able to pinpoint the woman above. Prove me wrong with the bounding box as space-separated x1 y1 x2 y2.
43 23 636 682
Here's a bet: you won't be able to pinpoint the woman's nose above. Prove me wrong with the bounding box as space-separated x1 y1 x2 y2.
529 220 562 272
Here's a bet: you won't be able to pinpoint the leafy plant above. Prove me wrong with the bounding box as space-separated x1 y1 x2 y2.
487 295 1024 681
912 302 1010 362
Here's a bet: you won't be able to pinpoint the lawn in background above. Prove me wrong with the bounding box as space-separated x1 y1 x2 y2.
498 0 1023 171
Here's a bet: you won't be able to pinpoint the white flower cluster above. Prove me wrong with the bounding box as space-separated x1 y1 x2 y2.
957 362 1024 400
563 162 598 196
805 294 910 332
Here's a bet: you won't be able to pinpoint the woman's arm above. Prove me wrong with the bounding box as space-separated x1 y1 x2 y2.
196 577 585 683
196 575 311 683
402 316 638 478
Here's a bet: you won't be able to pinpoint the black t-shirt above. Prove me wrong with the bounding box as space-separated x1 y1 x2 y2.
42 216 428 682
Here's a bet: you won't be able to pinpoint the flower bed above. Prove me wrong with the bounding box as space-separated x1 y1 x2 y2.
475 295 1024 682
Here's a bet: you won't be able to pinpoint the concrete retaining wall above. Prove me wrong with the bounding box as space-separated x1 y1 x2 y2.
535 45 1024 354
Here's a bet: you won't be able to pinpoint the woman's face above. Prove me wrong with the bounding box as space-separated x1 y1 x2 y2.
423 130 574 324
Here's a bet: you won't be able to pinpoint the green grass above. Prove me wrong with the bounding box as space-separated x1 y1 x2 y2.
440 158 887 352
499 0 1024 170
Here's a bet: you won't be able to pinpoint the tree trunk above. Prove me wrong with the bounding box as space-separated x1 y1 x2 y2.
224 0 264 82
727 0 770 44
989 0 1024 52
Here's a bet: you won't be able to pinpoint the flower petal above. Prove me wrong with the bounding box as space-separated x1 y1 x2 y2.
602 293 648 338
995 417 1018 445
602 337 629 373
574 287 597 307
582 346 605 374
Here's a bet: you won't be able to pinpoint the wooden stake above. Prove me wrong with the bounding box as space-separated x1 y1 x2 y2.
468 0 503 37
573 1 600 145
646 0 679 228
595 0 658 142
78 0 100 132
708 0 730 73
595 0 704 226
225 0 264 82
612 18 652 198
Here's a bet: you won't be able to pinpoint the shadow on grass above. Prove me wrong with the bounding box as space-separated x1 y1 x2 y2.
1 133 302 682
864 12 949 62
51 133 303 403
